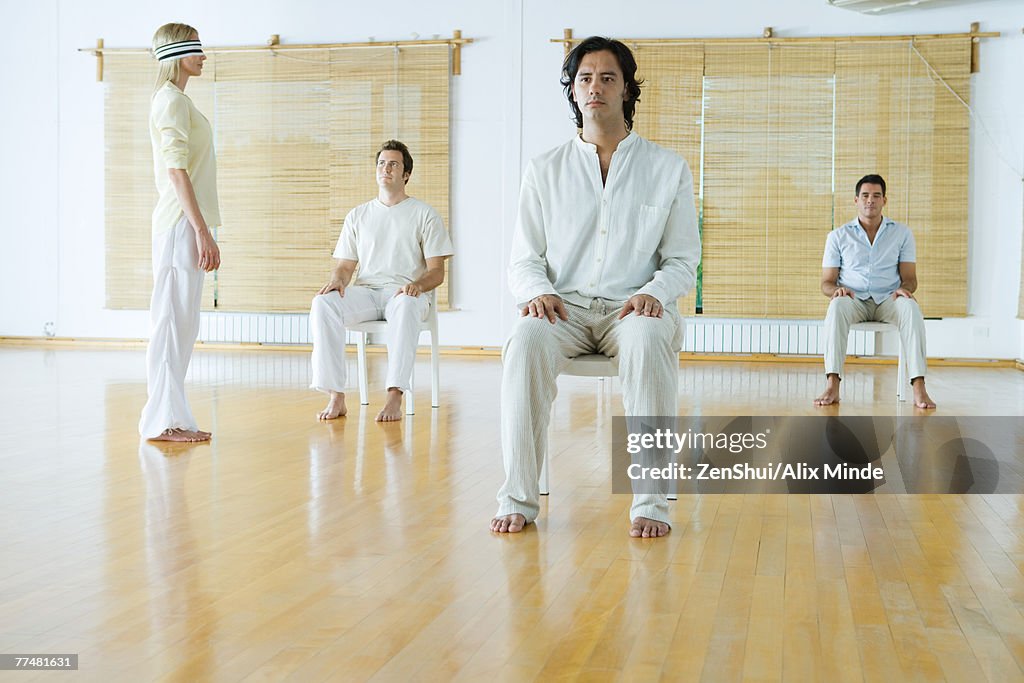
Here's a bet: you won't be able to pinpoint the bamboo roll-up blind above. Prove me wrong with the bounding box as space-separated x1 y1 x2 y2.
631 45 704 315
700 45 771 317
213 51 333 312
762 46 836 319
700 44 837 318
700 45 837 318
632 37 970 318
835 38 970 317
104 44 451 312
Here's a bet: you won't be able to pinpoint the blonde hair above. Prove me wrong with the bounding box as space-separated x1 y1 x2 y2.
152 22 197 91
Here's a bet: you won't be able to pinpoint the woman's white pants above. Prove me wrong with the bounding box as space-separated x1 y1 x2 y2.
138 217 205 439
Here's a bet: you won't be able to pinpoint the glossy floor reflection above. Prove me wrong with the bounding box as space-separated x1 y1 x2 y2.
1 346 1023 681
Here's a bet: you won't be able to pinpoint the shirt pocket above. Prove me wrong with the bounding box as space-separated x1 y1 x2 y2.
634 204 669 255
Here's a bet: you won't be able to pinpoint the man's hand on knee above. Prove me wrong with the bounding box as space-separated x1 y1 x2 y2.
396 283 423 297
832 287 854 299
891 288 915 300
618 294 663 319
522 295 567 324
318 280 346 297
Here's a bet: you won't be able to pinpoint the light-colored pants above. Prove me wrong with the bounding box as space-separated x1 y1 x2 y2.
309 286 429 395
823 295 928 380
496 299 683 526
139 216 205 439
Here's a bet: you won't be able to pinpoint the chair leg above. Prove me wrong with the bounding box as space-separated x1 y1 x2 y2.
539 450 549 495
897 337 907 402
356 332 369 406
431 332 440 409
406 364 415 415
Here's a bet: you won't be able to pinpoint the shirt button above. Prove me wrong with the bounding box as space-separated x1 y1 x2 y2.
597 258 603 262
600 230 607 235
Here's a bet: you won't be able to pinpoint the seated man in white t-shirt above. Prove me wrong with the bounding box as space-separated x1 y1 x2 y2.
309 140 453 422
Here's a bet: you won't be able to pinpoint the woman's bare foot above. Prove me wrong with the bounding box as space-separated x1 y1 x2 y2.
490 513 527 533
813 374 841 406
630 517 670 538
911 377 936 409
318 392 347 420
375 388 404 422
150 428 210 443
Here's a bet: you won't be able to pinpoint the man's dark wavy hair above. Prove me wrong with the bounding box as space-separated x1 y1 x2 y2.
560 36 643 131
855 174 886 196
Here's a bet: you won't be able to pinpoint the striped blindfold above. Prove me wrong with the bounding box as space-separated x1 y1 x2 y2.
154 39 204 62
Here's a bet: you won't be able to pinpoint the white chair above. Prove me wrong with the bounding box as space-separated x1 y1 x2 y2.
850 321 908 402
350 292 440 415
540 354 616 495
540 353 676 501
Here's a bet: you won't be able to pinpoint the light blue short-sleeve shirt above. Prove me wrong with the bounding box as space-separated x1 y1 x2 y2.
822 217 916 304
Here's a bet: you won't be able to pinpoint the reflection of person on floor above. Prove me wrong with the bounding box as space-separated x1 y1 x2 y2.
138 442 213 678
309 140 453 422
139 23 221 443
490 37 700 538
814 175 936 409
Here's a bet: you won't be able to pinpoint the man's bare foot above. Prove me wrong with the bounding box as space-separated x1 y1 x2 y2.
814 374 841 406
630 517 670 538
490 513 527 533
911 377 936 409
375 388 404 422
150 428 210 443
317 392 347 420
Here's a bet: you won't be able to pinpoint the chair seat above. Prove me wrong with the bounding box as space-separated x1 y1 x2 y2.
564 354 617 377
848 321 907 402
542 350 676 501
850 321 893 333
348 292 440 414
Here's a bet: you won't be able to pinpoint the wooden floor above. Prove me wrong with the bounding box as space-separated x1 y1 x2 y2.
2 346 1024 682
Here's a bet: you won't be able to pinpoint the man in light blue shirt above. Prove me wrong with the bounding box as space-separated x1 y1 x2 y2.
814 174 935 409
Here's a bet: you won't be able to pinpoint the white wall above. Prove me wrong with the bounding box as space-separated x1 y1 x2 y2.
2 0 60 337
2 0 1022 357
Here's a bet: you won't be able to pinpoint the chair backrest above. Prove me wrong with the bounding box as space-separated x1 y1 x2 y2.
424 289 438 333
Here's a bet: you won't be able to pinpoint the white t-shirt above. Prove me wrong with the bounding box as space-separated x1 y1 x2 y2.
333 197 453 288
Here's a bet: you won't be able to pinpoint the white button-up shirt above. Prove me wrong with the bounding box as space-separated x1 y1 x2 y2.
508 132 701 308
823 217 916 303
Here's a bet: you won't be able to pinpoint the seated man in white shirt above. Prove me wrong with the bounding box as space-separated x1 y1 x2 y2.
309 140 453 422
813 174 935 409
490 37 701 538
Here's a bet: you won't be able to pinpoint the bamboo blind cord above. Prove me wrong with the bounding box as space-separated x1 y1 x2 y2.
911 42 1023 180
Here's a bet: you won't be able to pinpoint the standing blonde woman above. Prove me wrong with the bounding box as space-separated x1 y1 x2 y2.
139 23 221 442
